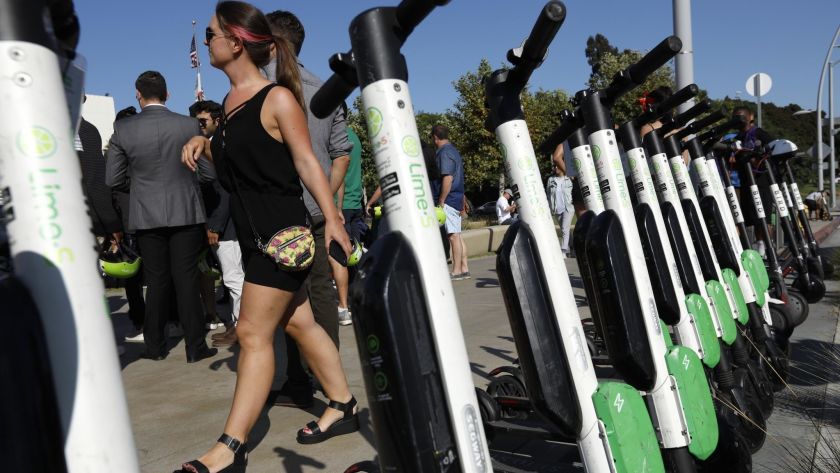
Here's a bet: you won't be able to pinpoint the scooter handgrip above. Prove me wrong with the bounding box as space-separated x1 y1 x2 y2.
627 36 683 83
506 1 566 89
395 0 449 34
311 72 357 119
518 1 566 64
658 99 711 135
633 84 699 127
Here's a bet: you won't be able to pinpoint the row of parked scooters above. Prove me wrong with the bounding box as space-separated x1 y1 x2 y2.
309 1 832 472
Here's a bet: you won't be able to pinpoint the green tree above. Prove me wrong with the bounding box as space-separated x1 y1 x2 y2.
445 59 502 198
585 33 619 73
588 50 676 125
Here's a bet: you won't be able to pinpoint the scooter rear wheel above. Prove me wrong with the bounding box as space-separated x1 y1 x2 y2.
696 413 752 473
784 289 809 327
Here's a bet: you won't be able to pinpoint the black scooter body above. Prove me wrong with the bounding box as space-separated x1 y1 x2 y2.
636 203 682 325
496 220 583 438
349 232 460 472
584 210 657 391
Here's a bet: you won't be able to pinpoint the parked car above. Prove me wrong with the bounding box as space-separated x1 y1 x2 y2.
473 201 497 217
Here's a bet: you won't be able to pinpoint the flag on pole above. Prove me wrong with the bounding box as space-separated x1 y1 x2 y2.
189 34 200 69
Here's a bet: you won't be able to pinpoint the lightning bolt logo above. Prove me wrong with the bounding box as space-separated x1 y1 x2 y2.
614 393 624 413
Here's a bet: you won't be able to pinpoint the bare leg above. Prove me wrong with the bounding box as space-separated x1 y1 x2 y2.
459 234 469 273
449 233 463 275
284 296 354 433
185 281 353 473
330 258 349 309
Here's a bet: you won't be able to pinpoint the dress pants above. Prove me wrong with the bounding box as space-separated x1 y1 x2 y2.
136 224 208 357
272 215 338 390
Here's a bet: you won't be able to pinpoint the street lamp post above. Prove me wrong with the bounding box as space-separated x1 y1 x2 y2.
816 24 840 194
831 61 838 208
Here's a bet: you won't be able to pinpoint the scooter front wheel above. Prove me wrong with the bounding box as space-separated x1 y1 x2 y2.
784 289 809 327
696 412 752 473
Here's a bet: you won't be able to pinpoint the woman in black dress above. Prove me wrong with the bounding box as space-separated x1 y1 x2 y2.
179 2 355 471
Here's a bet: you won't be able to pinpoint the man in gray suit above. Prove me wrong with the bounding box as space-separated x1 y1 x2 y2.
106 71 216 363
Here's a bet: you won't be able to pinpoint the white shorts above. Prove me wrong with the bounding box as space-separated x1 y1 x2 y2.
444 204 461 234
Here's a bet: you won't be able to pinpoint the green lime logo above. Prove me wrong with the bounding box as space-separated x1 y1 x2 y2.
591 145 601 161
374 371 389 392
628 158 637 170
366 107 383 137
366 335 380 354
573 158 582 172
401 136 420 157
671 162 681 175
17 126 57 158
653 161 660 173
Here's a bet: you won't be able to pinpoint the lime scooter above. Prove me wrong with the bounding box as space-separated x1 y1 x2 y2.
771 141 834 279
734 145 827 305
311 1 494 471
591 104 769 454
540 36 718 472
680 117 791 398
706 137 806 335
768 140 832 287
481 3 666 471
0 0 141 472
654 113 778 419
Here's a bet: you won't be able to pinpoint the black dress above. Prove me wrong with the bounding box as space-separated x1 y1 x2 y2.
212 84 310 291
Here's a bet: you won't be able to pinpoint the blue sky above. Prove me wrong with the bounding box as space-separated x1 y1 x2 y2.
77 0 840 117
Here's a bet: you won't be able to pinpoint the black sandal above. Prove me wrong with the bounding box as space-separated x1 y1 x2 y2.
175 434 247 473
296 396 360 444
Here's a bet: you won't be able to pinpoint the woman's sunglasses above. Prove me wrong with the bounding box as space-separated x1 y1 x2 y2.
206 27 225 43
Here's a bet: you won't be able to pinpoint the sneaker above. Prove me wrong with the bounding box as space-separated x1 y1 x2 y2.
461 271 471 280
166 323 184 339
450 273 466 281
338 307 352 326
124 328 144 343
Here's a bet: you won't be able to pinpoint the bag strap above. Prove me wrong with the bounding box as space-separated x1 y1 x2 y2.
219 101 267 252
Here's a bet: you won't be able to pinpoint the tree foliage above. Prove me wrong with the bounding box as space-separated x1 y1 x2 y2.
585 33 619 72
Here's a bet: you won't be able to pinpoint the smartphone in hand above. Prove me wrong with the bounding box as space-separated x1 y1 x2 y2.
329 240 348 267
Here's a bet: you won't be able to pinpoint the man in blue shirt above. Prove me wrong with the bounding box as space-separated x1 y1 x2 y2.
431 124 470 280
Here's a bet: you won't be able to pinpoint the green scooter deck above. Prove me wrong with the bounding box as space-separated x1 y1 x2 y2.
721 269 749 326
705 280 736 345
593 382 665 473
741 250 768 307
684 294 721 368
665 346 719 460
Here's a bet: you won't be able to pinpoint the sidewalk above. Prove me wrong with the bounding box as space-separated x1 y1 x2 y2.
113 218 840 472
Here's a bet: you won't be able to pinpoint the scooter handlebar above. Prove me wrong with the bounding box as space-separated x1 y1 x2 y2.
658 99 712 135
698 115 748 150
507 1 566 85
632 83 699 128
538 109 581 154
396 0 450 35
603 36 682 103
674 109 726 139
310 52 357 119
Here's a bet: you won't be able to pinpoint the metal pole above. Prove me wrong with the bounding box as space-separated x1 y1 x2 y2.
831 64 836 208
673 0 695 114
816 24 840 193
755 74 762 128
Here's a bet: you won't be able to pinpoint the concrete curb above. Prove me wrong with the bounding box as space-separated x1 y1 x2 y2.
462 223 571 258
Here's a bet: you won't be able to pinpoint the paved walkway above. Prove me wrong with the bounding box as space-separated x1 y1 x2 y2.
112 218 840 472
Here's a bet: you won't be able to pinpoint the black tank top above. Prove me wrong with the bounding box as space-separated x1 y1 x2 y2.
212 83 307 252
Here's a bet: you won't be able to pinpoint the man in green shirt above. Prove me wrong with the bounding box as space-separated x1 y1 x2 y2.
334 127 367 325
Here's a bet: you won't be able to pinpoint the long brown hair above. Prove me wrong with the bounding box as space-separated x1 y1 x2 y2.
215 1 305 111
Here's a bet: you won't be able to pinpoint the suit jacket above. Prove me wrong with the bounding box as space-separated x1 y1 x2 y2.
105 105 206 231
76 118 122 235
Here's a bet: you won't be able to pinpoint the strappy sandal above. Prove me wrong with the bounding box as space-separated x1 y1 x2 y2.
296 396 360 444
175 434 247 473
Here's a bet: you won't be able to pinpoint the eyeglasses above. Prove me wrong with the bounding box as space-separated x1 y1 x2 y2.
198 118 209 127
206 27 226 43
